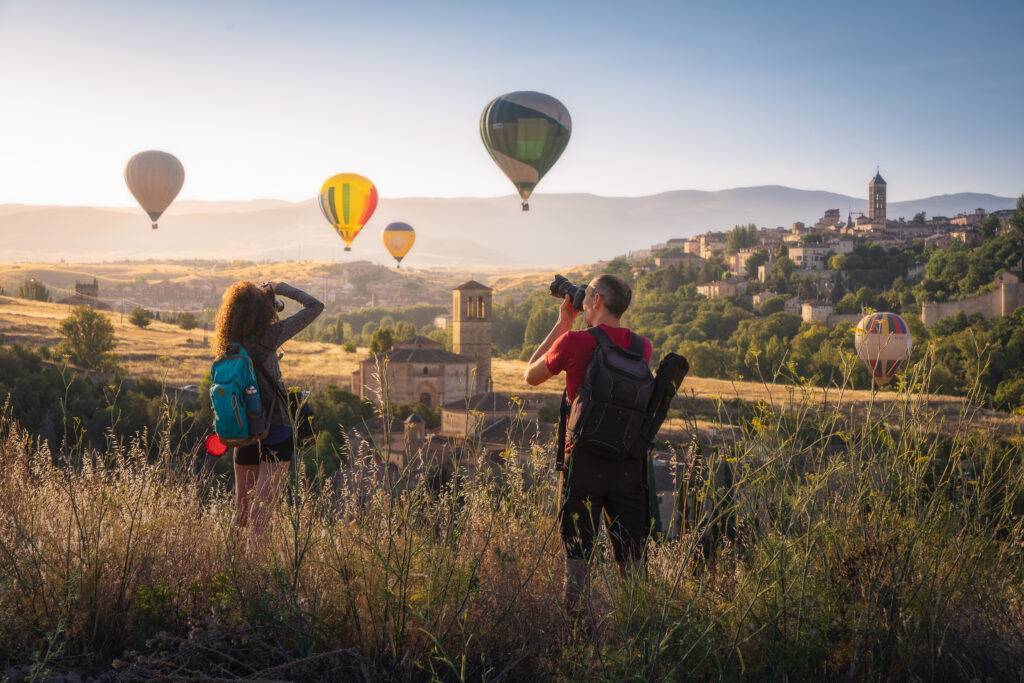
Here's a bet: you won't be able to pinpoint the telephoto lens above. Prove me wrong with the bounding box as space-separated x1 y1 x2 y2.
549 274 587 311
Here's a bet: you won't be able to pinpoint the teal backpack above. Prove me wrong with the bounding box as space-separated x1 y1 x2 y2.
210 344 270 447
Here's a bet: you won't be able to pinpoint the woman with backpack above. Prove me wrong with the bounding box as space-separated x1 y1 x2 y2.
213 281 324 533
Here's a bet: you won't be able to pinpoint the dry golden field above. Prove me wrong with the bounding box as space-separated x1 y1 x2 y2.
3 294 1022 435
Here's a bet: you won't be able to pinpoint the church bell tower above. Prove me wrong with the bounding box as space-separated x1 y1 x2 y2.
869 168 887 226
452 280 492 395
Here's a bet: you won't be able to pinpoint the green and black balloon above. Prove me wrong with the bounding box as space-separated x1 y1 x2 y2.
480 91 571 211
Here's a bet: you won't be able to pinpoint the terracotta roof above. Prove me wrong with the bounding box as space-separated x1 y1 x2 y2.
394 335 443 349
382 347 473 364
453 280 491 291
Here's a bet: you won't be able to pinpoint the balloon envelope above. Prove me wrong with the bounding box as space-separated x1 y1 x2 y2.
124 150 184 229
319 173 378 251
480 91 571 211
382 222 415 267
854 312 913 385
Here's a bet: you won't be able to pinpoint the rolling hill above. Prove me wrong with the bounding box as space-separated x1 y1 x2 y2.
0 187 1016 268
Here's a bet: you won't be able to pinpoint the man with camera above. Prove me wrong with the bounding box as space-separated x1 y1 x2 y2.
524 273 654 614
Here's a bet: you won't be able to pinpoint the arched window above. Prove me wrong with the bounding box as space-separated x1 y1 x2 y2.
423 366 429 376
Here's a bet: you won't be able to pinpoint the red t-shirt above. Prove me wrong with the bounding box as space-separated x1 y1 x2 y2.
545 324 653 402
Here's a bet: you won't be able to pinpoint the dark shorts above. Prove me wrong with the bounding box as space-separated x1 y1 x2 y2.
559 450 651 562
234 437 294 466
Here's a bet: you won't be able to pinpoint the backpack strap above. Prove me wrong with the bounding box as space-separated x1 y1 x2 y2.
251 355 289 404
586 326 614 347
629 333 645 356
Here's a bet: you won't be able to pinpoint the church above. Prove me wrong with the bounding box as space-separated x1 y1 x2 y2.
351 280 493 408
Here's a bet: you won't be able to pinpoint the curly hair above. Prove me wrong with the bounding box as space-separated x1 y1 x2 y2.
213 281 277 358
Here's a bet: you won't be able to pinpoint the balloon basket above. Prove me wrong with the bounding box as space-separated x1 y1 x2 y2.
521 202 530 211
344 246 351 252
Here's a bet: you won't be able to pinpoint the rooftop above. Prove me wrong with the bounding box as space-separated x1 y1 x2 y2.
453 280 492 291
379 346 474 364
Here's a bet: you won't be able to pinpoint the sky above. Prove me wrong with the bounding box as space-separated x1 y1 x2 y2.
1 0 1022 206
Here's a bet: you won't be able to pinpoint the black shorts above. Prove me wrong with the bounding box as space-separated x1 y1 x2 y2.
234 437 294 466
559 450 651 562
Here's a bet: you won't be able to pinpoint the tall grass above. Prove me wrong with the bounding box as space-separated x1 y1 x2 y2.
1 363 1023 680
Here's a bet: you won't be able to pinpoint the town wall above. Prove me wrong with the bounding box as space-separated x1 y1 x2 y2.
920 272 1022 326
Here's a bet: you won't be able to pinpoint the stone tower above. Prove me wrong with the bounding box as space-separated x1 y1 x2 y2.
452 280 492 394
869 169 887 225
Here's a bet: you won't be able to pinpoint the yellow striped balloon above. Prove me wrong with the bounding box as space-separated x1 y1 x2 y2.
318 173 378 251
382 222 416 267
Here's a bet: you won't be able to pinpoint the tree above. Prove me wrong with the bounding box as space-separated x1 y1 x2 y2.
1010 194 1024 241
370 327 394 354
764 257 796 293
913 211 927 224
725 224 759 253
177 312 198 330
980 215 1001 240
602 256 634 283
745 251 769 280
58 307 116 369
129 306 152 328
393 320 416 342
16 279 50 302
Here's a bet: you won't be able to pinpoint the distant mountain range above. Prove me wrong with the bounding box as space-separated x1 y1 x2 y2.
0 187 1016 268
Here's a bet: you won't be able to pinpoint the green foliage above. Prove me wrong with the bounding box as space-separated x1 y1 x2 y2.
393 320 416 342
58 307 117 370
16 278 51 302
745 250 769 279
369 327 394 354
129 306 152 328
523 304 557 347
176 312 198 330
764 256 796 293
310 385 375 444
725 223 758 253
916 231 1022 302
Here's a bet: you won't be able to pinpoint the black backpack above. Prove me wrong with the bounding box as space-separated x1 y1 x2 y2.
565 327 655 461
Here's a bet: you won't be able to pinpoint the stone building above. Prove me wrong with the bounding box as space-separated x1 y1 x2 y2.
452 280 493 394
440 391 540 437
350 280 495 407
655 251 704 269
57 278 110 309
351 335 475 408
696 278 748 299
868 170 887 226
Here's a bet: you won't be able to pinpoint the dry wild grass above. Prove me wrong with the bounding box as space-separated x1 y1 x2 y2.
1 363 1024 681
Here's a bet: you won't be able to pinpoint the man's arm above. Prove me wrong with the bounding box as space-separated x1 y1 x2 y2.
524 296 577 386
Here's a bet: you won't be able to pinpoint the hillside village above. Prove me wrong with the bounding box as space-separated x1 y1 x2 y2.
626 170 1020 328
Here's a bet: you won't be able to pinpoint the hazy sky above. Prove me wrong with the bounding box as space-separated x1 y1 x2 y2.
1 0 1022 206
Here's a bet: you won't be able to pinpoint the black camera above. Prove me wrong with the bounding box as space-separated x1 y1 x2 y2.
549 274 587 311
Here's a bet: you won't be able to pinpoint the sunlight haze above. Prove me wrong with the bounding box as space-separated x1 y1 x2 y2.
2 0 1022 205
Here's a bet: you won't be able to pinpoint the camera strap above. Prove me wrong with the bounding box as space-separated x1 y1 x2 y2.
556 389 569 472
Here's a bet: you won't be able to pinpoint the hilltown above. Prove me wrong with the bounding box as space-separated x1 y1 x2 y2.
625 171 1020 328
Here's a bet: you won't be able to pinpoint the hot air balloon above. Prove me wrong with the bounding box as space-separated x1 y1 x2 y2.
854 312 913 386
124 151 184 229
480 91 571 211
382 222 415 267
319 173 378 251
